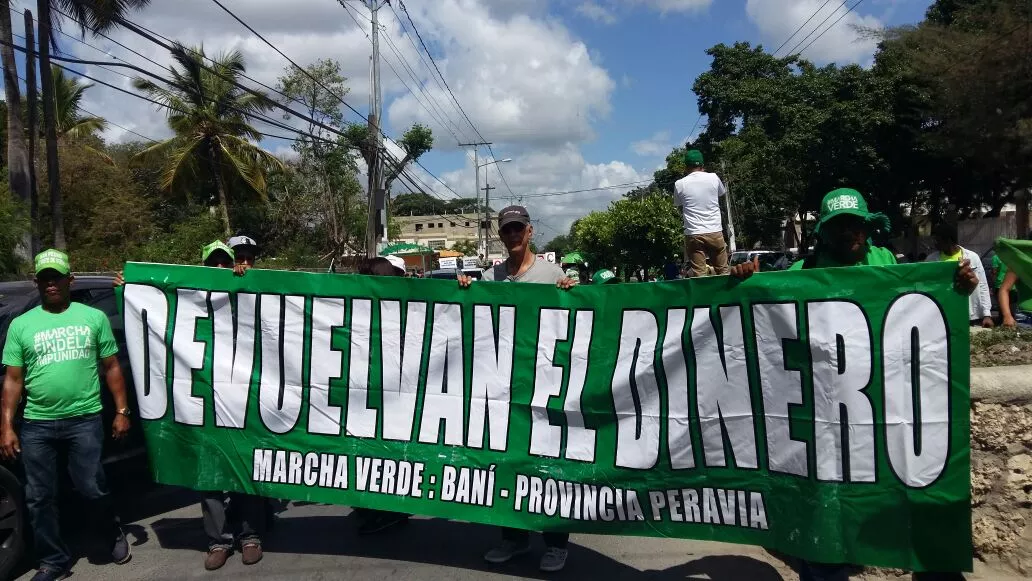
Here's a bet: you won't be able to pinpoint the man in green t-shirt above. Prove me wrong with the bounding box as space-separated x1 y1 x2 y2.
1 250 132 581
786 190 975 581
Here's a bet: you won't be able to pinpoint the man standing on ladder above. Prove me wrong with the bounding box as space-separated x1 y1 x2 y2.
674 149 729 277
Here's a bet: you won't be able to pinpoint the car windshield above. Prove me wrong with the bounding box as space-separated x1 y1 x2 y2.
729 252 751 265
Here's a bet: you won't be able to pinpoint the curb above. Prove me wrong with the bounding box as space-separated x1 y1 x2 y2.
971 365 1032 405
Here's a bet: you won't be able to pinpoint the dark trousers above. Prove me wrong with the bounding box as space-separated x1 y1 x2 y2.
21 413 115 571
501 527 568 549
201 491 266 550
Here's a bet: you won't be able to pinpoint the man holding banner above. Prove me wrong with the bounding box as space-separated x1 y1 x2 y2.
460 205 577 571
789 189 976 581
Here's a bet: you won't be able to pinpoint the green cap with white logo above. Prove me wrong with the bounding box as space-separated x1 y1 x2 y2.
34 249 70 276
201 240 235 265
814 188 890 236
593 269 618 285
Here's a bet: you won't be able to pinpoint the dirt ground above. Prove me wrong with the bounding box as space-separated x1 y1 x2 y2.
970 328 1032 367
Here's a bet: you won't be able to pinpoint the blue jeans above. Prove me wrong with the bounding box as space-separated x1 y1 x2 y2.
20 413 115 571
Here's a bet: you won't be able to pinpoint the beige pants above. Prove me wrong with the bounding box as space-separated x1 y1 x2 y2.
684 232 729 277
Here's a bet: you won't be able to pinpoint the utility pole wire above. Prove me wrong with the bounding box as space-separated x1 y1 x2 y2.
795 0 867 56
785 0 849 56
774 0 836 56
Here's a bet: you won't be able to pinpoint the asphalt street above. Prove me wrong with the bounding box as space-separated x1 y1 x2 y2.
9 476 1015 581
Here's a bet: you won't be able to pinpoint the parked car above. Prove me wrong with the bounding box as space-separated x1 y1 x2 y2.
0 276 146 578
729 250 793 271
426 268 484 280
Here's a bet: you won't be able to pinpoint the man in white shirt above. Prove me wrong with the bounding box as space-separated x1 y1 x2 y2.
673 149 728 277
925 222 993 327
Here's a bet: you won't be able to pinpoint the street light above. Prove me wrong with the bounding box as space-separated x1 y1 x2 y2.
476 158 512 258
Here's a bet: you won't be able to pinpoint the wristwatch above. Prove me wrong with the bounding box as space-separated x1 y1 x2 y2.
116 408 131 417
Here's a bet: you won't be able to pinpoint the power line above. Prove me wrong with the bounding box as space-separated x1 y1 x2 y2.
206 0 465 200
785 1 849 56
795 0 867 56
773 0 836 56
519 180 652 199
391 1 517 200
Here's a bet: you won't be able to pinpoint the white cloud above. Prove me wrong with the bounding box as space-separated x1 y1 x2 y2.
575 0 713 23
385 0 615 148
631 131 672 156
44 0 643 242
434 144 648 240
631 0 714 13
745 0 883 64
576 2 618 24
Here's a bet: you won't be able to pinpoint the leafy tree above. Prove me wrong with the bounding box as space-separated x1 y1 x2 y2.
450 239 478 256
133 44 283 237
274 60 368 262
0 173 28 277
344 121 433 196
50 65 111 162
31 0 153 249
607 195 682 274
542 233 574 256
0 6 31 259
573 210 617 270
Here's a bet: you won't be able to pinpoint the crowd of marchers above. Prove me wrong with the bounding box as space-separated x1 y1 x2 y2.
2 149 983 581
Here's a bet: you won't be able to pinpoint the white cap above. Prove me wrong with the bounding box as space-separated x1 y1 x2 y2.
228 235 258 250
383 255 406 272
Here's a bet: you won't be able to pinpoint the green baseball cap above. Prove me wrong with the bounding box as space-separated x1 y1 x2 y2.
34 249 70 276
593 269 618 285
202 240 235 265
814 188 890 236
683 149 704 167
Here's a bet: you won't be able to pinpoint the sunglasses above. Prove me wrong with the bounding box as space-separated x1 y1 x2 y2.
501 222 527 236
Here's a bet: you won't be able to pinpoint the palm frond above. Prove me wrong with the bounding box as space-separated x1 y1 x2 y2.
63 116 107 140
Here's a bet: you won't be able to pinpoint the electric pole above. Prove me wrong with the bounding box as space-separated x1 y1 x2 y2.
364 0 386 257
481 182 496 257
721 159 738 253
459 141 492 257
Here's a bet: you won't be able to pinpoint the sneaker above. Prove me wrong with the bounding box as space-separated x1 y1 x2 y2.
539 547 569 572
358 512 409 535
29 568 68 581
204 547 231 571
483 540 532 564
111 525 132 564
241 541 263 566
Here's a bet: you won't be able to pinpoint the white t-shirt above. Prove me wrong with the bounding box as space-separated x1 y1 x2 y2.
673 171 726 235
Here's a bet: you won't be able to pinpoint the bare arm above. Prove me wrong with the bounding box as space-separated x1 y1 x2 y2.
1 366 24 460
102 356 131 439
1000 270 1019 328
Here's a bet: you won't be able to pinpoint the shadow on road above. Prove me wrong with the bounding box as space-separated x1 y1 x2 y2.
150 510 786 580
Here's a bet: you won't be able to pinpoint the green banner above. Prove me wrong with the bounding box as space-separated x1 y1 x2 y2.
120 261 972 572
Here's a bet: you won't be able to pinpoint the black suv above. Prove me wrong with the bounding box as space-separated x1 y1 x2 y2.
0 276 146 578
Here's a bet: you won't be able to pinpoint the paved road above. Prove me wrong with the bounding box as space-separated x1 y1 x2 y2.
11 481 1014 580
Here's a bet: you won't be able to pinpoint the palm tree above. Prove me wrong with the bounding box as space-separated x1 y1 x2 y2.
133 44 284 236
0 5 33 260
51 65 106 140
33 0 152 249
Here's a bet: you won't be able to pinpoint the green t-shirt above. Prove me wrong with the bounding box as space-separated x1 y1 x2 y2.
991 255 1008 288
1 303 118 420
789 245 897 270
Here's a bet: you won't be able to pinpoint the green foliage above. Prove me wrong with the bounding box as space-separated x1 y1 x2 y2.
138 210 224 265
542 233 573 256
450 239 478 256
0 175 28 278
132 44 283 235
392 192 484 216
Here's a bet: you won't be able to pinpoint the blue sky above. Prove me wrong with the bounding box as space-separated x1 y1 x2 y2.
5 0 936 240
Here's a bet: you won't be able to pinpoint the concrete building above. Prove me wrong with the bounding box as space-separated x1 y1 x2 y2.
393 213 506 258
